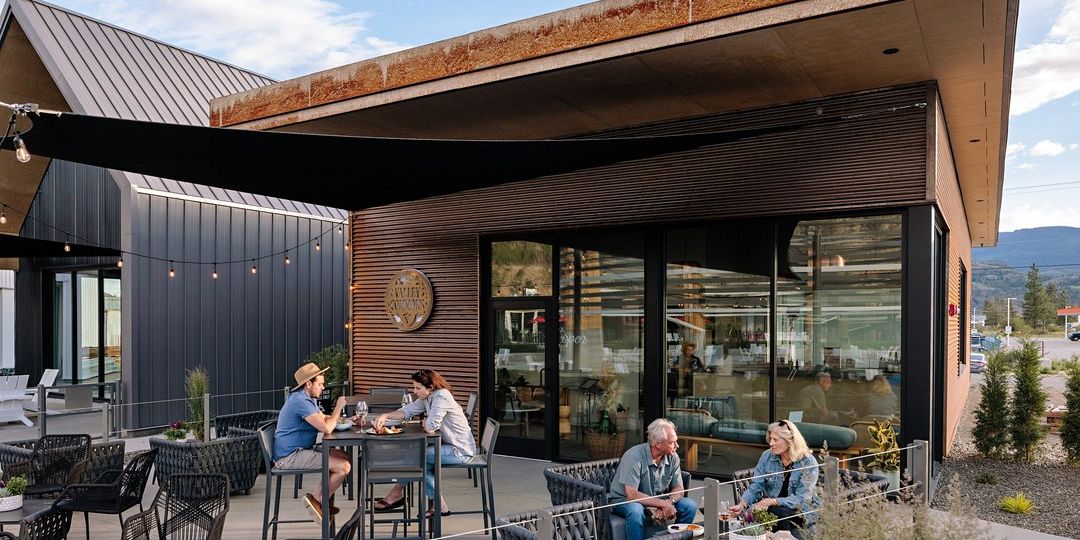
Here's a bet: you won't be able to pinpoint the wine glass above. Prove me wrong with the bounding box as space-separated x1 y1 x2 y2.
719 500 731 521
356 400 368 428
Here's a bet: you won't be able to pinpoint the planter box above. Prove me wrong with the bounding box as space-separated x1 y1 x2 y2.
0 494 22 512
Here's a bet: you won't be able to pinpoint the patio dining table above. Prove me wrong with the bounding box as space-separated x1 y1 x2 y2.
320 422 443 539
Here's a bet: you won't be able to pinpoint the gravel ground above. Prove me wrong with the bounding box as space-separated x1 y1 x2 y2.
932 373 1080 538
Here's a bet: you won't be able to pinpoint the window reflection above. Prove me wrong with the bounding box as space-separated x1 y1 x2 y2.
491 241 552 297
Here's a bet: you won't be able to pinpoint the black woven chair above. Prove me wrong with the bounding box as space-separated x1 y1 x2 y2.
120 473 230 540
54 449 158 540
150 428 261 495
0 505 73 540
732 465 889 504
213 410 279 439
0 439 124 487
3 434 92 498
544 458 693 540
496 501 692 540
442 418 498 539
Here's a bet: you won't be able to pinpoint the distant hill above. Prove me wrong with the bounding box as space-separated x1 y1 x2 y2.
972 226 1080 312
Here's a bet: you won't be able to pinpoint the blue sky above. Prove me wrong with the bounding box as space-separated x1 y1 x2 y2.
47 0 1080 232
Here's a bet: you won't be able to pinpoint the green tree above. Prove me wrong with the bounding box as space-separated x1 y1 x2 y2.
972 350 1011 458
1045 283 1064 327
1021 264 1051 330
1061 357 1080 464
1009 340 1047 461
983 297 1005 327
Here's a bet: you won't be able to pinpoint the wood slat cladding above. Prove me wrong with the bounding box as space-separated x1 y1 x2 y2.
930 94 973 456
349 84 933 405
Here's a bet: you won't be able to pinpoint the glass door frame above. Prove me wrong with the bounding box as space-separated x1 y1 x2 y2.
46 264 117 397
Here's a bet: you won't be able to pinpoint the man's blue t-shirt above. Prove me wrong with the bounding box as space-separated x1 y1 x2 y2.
274 390 321 461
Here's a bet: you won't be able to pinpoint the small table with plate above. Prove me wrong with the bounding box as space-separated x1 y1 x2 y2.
320 422 443 539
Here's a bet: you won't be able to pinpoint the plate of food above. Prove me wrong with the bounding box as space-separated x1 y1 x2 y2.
334 419 353 431
363 426 404 435
667 524 704 538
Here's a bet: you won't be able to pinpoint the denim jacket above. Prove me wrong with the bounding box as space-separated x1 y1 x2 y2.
739 450 820 521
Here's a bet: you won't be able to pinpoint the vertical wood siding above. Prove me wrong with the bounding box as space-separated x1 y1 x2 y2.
931 94 973 455
349 84 934 406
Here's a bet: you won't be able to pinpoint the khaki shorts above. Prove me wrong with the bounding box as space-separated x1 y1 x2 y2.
275 448 322 470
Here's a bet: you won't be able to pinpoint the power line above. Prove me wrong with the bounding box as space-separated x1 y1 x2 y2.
973 262 1080 271
1004 180 1080 191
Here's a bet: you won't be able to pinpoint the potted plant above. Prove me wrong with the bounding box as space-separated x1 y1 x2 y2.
865 417 901 491
730 508 776 540
186 367 209 441
307 344 350 410
0 475 28 511
584 379 626 459
558 386 572 436
162 420 190 441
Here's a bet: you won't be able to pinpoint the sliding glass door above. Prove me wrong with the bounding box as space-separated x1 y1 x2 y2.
51 267 122 386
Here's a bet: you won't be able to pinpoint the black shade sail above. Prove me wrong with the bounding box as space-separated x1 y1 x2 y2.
0 233 119 258
6 111 813 211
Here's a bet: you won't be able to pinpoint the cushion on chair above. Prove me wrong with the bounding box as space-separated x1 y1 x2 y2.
668 410 717 437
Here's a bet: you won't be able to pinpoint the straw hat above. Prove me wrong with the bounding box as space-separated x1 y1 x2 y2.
292 362 330 391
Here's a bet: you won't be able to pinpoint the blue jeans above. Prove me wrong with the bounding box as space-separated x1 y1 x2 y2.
612 497 699 540
397 445 469 499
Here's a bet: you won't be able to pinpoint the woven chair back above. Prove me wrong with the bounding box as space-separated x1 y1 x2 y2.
14 505 73 540
479 418 500 459
362 435 427 476
160 473 230 540
256 421 277 471
120 449 158 501
34 434 91 486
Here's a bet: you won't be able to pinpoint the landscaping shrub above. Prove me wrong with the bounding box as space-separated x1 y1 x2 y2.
999 492 1034 514
974 472 997 485
1061 361 1080 464
1009 340 1047 461
186 367 209 441
973 350 1011 458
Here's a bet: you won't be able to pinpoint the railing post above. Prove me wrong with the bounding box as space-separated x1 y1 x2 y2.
283 386 290 402
38 384 47 438
704 477 720 540
537 508 554 540
203 393 211 441
102 403 111 442
912 439 929 503
824 456 840 498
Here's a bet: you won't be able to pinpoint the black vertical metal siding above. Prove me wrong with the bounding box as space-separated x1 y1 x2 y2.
14 159 120 381
127 192 347 429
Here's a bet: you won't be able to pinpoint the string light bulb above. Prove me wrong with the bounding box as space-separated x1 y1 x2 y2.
337 226 342 234
116 257 123 268
250 260 257 274
284 255 290 265
0 204 7 225
168 262 175 278
63 241 71 252
212 264 218 279
12 133 30 163
344 243 350 250
315 241 321 251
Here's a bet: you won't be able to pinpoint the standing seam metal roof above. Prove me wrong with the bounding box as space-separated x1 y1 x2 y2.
7 0 346 219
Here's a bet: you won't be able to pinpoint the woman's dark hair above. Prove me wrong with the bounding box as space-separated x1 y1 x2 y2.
411 369 453 393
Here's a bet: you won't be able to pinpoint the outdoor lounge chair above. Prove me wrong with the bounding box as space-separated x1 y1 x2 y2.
0 440 125 488
23 369 59 405
0 504 73 540
2 434 92 498
213 410 278 439
0 375 33 426
544 458 692 540
120 473 230 540
496 501 692 540
732 466 889 504
54 449 158 540
151 427 261 495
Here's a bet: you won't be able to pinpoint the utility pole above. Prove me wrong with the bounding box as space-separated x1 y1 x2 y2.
1006 297 1017 347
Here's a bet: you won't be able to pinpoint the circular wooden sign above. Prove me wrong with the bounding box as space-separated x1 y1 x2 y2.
384 269 433 331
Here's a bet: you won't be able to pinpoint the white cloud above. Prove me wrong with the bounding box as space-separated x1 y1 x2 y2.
1016 163 1039 170
1005 142 1026 161
999 201 1080 231
1011 0 1080 115
1029 139 1067 156
75 0 410 80
1071 143 1079 150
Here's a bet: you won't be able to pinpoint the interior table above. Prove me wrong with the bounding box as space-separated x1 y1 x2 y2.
320 423 442 539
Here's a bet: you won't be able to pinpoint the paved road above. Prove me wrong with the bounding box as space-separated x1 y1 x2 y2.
996 336 1079 366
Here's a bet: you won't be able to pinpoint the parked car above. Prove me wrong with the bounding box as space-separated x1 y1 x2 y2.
1070 331 1080 342
969 352 987 373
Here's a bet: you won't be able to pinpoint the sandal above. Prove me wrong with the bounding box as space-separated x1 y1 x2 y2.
424 507 452 518
374 497 405 512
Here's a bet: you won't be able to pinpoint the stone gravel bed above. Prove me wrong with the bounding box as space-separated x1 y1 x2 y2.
932 373 1080 538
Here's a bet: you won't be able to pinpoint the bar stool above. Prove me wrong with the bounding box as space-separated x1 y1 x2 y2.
361 435 429 540
256 422 328 540
442 418 500 540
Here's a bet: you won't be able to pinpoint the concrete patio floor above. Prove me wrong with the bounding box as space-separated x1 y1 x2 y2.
0 412 1073 539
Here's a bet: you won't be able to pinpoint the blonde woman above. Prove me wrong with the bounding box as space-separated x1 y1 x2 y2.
729 420 819 539
865 375 899 417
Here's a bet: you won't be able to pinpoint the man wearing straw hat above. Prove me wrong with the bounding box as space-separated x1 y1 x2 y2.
274 362 352 523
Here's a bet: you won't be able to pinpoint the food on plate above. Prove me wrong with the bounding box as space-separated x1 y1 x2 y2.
687 525 702 532
365 426 403 435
